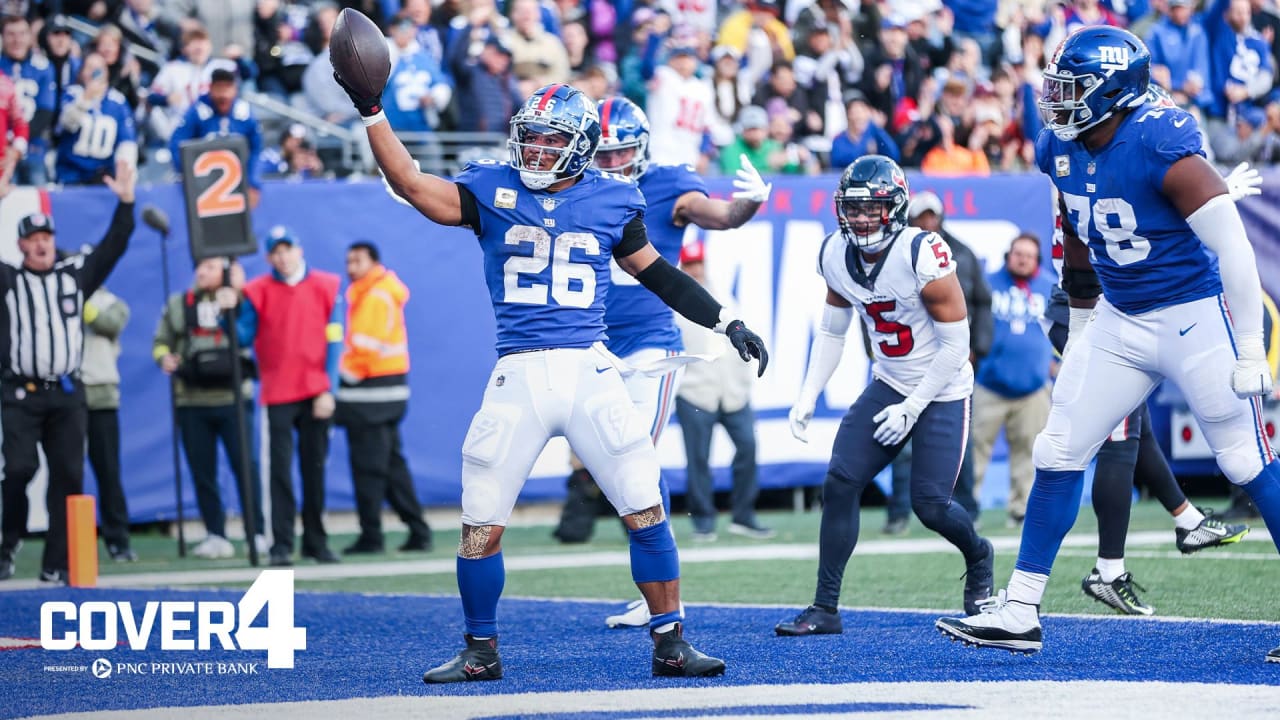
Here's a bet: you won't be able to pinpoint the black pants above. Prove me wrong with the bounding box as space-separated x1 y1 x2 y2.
346 420 430 543
1 380 87 573
177 403 264 540
87 407 130 549
267 399 331 554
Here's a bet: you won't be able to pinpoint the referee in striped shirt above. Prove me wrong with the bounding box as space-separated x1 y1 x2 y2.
0 159 135 584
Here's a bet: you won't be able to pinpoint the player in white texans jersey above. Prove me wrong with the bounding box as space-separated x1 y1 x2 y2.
937 27 1280 663
334 74 769 681
586 97 773 629
775 155 995 636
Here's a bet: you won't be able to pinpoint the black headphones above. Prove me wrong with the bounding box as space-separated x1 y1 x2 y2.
1005 232 1043 266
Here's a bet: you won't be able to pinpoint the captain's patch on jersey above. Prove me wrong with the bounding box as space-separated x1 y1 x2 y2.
1055 155 1070 177
494 187 517 209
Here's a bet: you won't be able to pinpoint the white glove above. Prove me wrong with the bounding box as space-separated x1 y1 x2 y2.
1231 331 1273 399
1224 161 1262 202
872 396 926 446
731 154 772 203
789 398 815 443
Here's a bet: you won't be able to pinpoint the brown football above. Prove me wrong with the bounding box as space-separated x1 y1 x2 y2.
330 8 390 99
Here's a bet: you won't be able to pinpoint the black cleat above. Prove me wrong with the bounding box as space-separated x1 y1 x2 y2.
963 538 995 616
107 544 138 563
0 542 19 580
39 569 68 585
1082 569 1153 616
398 533 433 552
342 539 385 555
1175 511 1249 554
774 605 843 636
423 635 503 683
651 623 725 677
1267 645 1279 664
302 546 341 564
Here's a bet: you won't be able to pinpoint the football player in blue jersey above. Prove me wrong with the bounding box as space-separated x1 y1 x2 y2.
1 16 56 185
565 96 773 629
54 53 138 185
335 72 769 681
936 26 1280 662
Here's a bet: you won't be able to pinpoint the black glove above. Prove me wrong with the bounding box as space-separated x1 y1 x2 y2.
725 319 769 377
332 71 382 118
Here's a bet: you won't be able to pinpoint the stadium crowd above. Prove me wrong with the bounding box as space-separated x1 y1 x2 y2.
0 0 1276 184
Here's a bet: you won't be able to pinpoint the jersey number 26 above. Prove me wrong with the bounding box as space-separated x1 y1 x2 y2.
503 224 599 308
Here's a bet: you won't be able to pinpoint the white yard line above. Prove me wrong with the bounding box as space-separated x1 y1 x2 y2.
0 529 1270 592
19 680 1280 720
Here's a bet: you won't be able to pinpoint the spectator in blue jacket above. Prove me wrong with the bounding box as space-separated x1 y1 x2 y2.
1206 0 1274 119
1 16 56 185
969 232 1055 529
1146 0 1214 108
169 68 263 196
829 90 899 168
383 14 453 134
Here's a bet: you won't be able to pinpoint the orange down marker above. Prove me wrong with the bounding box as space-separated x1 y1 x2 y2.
66 495 98 587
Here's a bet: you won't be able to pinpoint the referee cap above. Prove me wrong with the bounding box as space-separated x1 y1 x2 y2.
18 212 55 238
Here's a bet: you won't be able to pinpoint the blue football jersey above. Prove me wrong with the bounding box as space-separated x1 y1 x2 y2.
1035 103 1222 315
54 88 137 183
604 163 707 357
455 161 646 355
0 52 55 143
382 50 450 133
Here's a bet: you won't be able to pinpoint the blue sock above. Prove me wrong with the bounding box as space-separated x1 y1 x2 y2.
1242 460 1280 553
457 552 505 637
649 609 683 632
629 520 679 584
1014 469 1085 576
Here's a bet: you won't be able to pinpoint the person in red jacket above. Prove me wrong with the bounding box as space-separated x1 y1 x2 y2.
0 70 29 195
220 226 343 566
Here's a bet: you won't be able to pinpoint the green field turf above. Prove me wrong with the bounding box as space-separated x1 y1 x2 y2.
7 499 1277 621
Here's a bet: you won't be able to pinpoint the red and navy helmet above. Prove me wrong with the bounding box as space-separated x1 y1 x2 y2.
834 155 910 251
594 96 650 178
1040 26 1151 141
509 83 602 190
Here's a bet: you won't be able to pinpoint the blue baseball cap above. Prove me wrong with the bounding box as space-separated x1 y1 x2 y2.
265 225 300 251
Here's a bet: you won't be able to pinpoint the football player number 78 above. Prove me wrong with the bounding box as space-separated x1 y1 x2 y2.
1059 191 1152 266
503 224 599 308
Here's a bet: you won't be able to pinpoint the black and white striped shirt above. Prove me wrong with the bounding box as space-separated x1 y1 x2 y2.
0 202 134 381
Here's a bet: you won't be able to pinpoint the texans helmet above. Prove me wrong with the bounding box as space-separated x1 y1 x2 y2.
834 155 910 253
509 83 601 190
594 96 650 178
1040 26 1150 141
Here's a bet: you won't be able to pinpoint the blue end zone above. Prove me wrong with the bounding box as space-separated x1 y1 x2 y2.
1 589 1277 718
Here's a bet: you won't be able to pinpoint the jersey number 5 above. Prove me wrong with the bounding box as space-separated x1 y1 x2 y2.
504 225 599 308
865 301 914 357
1059 192 1151 266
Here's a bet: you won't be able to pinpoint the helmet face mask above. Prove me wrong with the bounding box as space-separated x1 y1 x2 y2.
594 96 651 178
509 85 601 190
834 155 909 254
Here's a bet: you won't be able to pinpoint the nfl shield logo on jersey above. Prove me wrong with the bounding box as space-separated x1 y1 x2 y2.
541 197 560 212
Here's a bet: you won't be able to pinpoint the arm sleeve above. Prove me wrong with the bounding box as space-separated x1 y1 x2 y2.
80 202 135 297
1186 193 1264 337
906 317 970 408
633 255 724 329
797 301 854 406
611 214 649 258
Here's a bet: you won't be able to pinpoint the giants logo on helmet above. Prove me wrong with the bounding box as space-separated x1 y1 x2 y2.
1099 46 1130 72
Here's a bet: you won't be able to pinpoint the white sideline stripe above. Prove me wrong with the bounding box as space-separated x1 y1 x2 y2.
0 530 1271 592
18 680 1280 720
